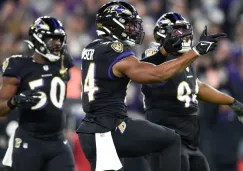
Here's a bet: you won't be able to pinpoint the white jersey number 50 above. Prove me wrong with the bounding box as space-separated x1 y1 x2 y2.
29 77 66 110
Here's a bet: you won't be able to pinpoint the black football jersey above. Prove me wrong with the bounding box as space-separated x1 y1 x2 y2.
142 43 200 146
77 39 134 133
142 44 199 115
2 54 73 135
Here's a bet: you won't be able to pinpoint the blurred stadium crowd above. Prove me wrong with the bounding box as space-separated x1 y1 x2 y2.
1 0 243 171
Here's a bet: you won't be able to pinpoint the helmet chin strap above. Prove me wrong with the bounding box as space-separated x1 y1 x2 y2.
34 49 60 62
44 53 60 62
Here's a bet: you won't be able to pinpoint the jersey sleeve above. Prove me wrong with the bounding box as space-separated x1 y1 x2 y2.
2 56 21 78
140 46 166 65
107 41 135 80
144 47 158 57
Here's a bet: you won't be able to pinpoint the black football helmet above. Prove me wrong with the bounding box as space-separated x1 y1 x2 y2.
154 12 193 53
96 1 145 46
25 16 66 62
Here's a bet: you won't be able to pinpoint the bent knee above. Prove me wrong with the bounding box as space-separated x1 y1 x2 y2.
171 131 181 145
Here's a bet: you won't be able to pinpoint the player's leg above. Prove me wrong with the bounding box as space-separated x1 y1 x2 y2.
112 118 181 171
78 133 96 171
12 128 43 171
123 157 150 171
180 144 190 171
45 139 75 171
146 153 161 171
79 118 181 171
189 149 210 171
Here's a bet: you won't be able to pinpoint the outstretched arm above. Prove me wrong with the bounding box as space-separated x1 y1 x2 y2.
113 49 198 84
197 79 234 105
114 25 226 84
197 79 243 123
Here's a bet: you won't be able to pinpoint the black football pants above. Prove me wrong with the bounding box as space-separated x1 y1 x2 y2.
78 117 181 171
11 127 75 171
147 144 210 171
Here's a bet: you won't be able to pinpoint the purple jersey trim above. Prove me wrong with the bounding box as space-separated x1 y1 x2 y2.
146 81 168 88
108 51 135 80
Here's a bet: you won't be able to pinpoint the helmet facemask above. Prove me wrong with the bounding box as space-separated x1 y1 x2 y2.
44 34 66 58
154 12 193 54
172 24 193 53
123 18 145 46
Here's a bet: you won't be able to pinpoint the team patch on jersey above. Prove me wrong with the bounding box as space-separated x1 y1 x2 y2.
111 42 123 53
14 138 22 148
145 49 157 57
117 121 126 134
2 58 9 73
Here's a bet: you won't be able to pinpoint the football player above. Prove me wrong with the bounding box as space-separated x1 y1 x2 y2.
76 1 226 171
0 16 75 171
141 12 243 171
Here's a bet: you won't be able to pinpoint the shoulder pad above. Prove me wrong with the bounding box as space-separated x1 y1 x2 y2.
2 55 24 72
150 42 160 48
9 55 24 59
1 55 28 76
144 47 159 57
93 39 101 43
2 58 9 73
144 42 160 57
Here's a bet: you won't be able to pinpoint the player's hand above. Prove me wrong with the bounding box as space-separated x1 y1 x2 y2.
229 99 243 123
193 26 226 55
11 90 41 108
162 25 192 54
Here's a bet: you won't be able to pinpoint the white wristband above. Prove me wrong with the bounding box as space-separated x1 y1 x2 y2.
192 47 200 56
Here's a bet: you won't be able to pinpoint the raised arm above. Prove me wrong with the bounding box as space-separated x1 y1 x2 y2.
113 26 226 84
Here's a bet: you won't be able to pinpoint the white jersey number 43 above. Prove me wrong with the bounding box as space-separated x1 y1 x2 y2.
177 80 199 108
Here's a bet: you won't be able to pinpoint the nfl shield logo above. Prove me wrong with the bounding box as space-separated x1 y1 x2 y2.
43 65 49 71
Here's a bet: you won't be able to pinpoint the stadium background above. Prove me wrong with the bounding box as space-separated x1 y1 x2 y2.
1 0 243 171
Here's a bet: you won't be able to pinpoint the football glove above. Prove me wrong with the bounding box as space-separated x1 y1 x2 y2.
162 25 192 54
193 26 226 55
10 90 41 108
229 99 243 123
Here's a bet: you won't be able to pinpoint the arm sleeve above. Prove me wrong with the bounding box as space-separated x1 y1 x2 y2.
140 51 167 65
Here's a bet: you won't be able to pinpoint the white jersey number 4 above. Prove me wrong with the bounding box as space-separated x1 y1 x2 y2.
83 63 98 102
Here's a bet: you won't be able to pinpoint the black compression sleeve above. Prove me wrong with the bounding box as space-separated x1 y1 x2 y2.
140 51 166 65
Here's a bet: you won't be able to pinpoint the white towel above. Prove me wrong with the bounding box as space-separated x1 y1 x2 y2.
95 131 122 171
2 130 15 167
